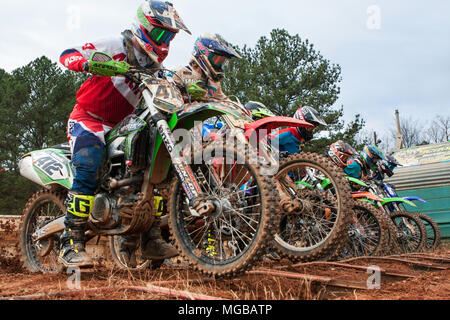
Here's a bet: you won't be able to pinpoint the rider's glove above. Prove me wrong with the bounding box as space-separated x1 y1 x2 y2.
83 59 130 77
186 81 207 101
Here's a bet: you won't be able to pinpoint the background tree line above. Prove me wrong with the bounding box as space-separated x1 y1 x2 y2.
0 28 364 215
0 57 86 215
356 114 450 153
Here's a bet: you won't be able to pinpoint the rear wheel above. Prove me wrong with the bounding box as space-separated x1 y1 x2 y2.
109 236 150 271
19 190 66 273
273 152 352 262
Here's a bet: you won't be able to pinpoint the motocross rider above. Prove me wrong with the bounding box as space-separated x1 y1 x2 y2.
375 154 402 180
172 33 241 102
269 106 327 154
327 141 394 184
244 101 275 120
58 0 191 268
341 145 387 180
326 140 358 169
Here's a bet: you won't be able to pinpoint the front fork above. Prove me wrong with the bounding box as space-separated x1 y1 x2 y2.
142 90 212 215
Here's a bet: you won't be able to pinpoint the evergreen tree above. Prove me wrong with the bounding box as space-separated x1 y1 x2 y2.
0 57 86 214
223 28 365 153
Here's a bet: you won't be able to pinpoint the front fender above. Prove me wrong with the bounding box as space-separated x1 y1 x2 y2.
381 197 417 208
175 102 252 130
149 102 252 184
357 198 376 207
403 196 427 204
347 177 368 187
322 176 368 190
295 181 314 189
351 191 383 202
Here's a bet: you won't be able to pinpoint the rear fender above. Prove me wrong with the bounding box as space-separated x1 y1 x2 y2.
19 149 73 189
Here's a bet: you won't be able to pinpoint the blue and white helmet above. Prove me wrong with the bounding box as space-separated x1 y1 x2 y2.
362 145 386 169
192 33 241 81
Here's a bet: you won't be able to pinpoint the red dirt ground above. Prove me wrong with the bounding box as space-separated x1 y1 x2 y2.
0 218 449 300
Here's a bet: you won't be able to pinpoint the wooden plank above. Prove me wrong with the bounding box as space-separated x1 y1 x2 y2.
399 254 450 264
249 268 368 290
290 261 416 279
342 256 448 270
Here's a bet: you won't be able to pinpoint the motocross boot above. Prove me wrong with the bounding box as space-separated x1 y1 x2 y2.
140 217 179 260
117 235 139 268
59 192 94 268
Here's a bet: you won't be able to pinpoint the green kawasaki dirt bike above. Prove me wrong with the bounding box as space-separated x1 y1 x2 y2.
18 51 279 278
291 175 389 260
322 177 427 256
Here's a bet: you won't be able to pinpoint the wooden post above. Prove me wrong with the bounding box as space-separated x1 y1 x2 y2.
394 110 403 151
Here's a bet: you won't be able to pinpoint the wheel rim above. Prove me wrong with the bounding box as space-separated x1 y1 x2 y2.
24 198 64 273
345 206 382 257
392 215 423 253
173 153 264 267
275 163 342 252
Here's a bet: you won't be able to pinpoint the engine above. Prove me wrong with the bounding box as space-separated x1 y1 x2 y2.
88 187 140 230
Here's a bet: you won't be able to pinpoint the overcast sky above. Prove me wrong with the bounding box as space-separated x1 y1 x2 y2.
1 0 449 135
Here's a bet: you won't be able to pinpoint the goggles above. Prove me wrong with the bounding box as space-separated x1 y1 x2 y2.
141 25 176 46
207 53 228 70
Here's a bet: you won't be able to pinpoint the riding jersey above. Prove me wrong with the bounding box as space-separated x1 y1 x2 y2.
343 159 364 179
343 157 381 180
60 35 156 126
60 34 158 195
268 127 307 154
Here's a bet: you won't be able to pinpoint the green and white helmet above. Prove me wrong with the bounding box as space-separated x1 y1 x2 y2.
245 101 275 120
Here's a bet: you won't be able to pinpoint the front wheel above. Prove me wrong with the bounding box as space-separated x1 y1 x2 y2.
273 152 353 262
168 142 279 278
415 213 441 251
390 211 427 254
338 201 389 259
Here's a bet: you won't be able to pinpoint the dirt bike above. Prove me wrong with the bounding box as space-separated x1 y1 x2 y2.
320 158 428 255
329 177 427 255
18 51 280 278
294 175 388 259
367 180 438 252
203 115 354 263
